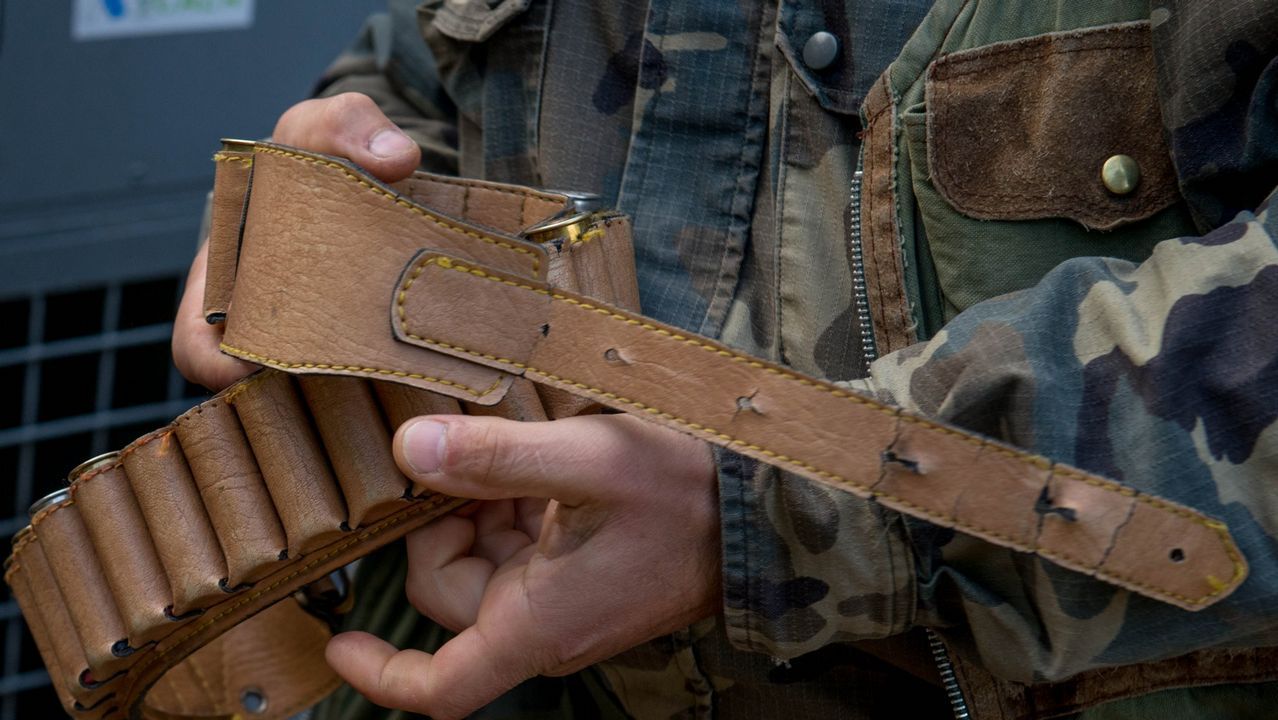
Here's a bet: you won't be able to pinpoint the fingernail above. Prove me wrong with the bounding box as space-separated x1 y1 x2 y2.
368 128 415 158
402 420 447 475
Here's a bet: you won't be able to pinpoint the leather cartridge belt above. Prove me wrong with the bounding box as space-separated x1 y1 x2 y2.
5 140 1247 719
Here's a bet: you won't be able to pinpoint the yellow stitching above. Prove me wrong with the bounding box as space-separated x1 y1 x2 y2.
397 257 1244 605
184 647 219 705
254 146 541 274
211 153 253 165
120 495 460 707
218 343 506 399
402 172 561 202
571 226 608 247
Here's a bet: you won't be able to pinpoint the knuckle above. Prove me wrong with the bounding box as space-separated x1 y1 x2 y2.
322 92 378 128
403 572 434 616
272 98 320 142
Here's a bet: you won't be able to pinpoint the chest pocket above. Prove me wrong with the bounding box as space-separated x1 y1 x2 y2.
417 0 547 182
777 0 931 115
902 21 1198 319
926 23 1180 230
423 0 532 42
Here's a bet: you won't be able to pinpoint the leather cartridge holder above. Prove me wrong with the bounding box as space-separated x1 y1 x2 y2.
6 140 1247 719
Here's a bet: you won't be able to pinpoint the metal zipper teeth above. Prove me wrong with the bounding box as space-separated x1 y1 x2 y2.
928 629 972 720
849 161 971 720
847 169 878 376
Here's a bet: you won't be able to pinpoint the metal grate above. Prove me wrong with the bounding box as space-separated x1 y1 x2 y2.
0 274 208 717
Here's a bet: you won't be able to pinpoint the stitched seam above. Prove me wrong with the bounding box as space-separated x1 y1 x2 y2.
183 651 218 709
934 38 1147 81
863 76 895 125
883 86 912 352
33 428 175 525
410 173 557 202
217 344 506 399
776 71 792 365
120 495 456 710
863 79 911 353
211 154 253 166
254 146 540 275
172 399 227 429
401 257 1244 605
573 227 607 246
69 374 276 494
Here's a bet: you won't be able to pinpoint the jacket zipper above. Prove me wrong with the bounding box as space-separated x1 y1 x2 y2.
928 629 972 719
848 162 971 720
848 168 878 375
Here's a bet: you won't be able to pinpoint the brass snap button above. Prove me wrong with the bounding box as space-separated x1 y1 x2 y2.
1101 154 1140 195
803 31 839 71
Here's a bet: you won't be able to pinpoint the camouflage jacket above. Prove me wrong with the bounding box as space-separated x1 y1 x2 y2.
310 1 1278 718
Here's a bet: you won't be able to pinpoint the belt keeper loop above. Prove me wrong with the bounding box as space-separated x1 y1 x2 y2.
204 138 258 324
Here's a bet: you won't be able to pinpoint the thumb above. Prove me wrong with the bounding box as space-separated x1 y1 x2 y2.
393 414 659 504
273 92 420 182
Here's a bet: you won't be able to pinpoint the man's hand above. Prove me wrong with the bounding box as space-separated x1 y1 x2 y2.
173 92 421 389
326 413 722 720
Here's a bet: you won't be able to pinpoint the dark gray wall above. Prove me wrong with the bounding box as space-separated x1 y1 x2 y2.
0 0 387 295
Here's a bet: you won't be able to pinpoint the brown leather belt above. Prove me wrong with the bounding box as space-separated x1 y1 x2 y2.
5 140 1247 719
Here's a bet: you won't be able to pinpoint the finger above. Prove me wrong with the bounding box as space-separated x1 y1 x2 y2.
515 496 548 539
473 530 533 568
472 497 516 535
393 414 663 503
273 93 420 183
329 622 538 720
171 242 256 390
326 633 438 716
472 500 537 564
403 517 493 631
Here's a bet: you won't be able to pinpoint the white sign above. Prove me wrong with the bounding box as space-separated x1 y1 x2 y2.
72 0 254 41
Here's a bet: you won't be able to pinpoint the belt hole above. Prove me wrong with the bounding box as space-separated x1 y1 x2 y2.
241 687 268 714
1170 548 1186 563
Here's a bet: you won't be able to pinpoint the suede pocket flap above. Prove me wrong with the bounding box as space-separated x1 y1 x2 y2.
925 22 1180 231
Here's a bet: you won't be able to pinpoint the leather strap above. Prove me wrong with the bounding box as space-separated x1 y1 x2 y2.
5 148 632 719
203 140 255 323
390 253 1245 612
210 142 1246 614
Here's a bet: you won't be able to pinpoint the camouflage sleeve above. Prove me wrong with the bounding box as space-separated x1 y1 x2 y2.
724 193 1278 680
818 192 1278 683
718 448 919 660
312 0 459 174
